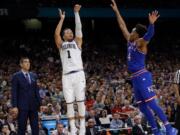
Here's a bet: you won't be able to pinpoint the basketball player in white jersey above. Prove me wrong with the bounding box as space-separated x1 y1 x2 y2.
54 4 86 135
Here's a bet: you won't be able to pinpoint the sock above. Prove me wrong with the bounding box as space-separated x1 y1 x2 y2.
77 101 86 132
67 103 76 131
146 99 172 131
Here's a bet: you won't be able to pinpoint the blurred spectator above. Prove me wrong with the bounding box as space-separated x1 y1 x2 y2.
122 100 136 113
38 122 46 135
86 109 101 126
99 110 111 128
1 124 17 135
93 94 105 110
85 95 95 111
110 113 124 129
132 115 149 135
51 123 68 135
111 99 122 114
86 119 98 135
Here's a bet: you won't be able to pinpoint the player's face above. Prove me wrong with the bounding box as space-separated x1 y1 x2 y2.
63 29 74 41
20 59 30 71
129 28 139 42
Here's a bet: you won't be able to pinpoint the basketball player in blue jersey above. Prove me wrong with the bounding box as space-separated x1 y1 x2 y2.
111 0 177 135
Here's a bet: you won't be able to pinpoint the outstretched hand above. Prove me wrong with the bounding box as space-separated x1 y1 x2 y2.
110 0 118 12
149 10 160 24
58 9 65 20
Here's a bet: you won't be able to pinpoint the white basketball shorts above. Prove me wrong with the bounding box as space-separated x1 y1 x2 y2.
62 71 86 103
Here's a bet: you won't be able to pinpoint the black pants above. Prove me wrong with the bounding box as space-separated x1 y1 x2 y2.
18 110 39 135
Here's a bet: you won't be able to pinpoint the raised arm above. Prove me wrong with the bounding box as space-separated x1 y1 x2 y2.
110 0 130 41
137 10 160 53
142 10 160 44
74 4 83 49
54 9 65 49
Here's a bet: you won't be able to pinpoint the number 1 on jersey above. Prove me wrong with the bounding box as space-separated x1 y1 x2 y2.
67 50 71 59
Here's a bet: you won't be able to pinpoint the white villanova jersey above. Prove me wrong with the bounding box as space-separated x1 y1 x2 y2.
60 40 83 74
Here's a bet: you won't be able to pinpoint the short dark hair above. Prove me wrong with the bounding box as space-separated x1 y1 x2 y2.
62 28 71 36
19 57 29 64
135 24 147 37
56 122 64 128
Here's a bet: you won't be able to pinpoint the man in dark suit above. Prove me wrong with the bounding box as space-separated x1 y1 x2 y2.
11 57 41 135
86 118 98 135
132 115 149 135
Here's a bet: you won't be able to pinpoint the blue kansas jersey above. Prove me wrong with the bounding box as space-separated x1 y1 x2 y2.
127 41 146 73
127 41 156 103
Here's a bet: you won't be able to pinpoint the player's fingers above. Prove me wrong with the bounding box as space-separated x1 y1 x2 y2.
152 11 155 16
155 10 159 16
58 8 61 13
58 8 62 14
111 0 115 5
63 11 65 15
149 12 152 16
157 14 160 18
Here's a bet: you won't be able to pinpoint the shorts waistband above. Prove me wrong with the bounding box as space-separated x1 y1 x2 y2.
131 68 148 79
64 69 83 75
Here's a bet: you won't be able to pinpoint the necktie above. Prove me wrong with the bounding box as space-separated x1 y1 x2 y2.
90 128 94 135
138 124 144 133
25 73 31 84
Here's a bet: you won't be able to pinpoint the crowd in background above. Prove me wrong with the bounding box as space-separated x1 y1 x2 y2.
0 37 179 135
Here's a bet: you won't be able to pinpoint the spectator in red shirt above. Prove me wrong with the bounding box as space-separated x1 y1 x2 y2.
111 99 122 114
85 95 95 111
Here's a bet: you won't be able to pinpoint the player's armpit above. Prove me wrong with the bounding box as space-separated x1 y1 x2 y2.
75 37 83 49
136 38 148 54
137 38 149 45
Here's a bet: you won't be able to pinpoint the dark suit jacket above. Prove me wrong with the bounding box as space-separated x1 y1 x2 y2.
11 71 41 111
132 124 148 135
86 116 101 126
86 127 98 135
175 105 180 130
